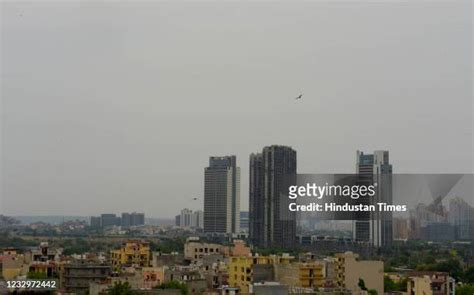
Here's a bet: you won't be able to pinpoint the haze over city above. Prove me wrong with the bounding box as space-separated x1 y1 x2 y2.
1 1 472 217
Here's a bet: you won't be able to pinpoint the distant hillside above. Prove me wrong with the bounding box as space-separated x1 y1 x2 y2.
12 215 174 226
13 216 89 225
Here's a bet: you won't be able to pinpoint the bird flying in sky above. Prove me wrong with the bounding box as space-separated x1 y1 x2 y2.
295 94 303 100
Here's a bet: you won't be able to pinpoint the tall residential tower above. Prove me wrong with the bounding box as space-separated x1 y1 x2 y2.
249 145 297 248
204 156 240 234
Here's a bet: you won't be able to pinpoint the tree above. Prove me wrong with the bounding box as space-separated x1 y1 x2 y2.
154 281 188 295
456 284 474 295
358 278 368 291
368 289 378 295
108 281 134 295
384 276 407 292
27 272 48 279
463 266 474 284
384 276 396 292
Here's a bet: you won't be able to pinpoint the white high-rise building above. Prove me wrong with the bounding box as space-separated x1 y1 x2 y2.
191 210 204 229
180 208 193 228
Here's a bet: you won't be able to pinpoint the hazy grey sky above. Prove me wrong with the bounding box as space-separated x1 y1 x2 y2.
1 1 472 217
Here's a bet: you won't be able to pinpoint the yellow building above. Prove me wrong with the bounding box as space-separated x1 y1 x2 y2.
335 252 384 295
0 254 29 280
110 240 150 269
228 254 294 293
299 262 325 288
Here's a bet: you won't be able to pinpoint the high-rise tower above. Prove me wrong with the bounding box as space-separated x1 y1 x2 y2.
355 150 393 247
249 145 297 248
204 156 240 234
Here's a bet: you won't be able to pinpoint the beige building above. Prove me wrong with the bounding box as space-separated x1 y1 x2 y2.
393 217 409 240
0 254 29 280
184 238 251 264
335 252 384 295
60 262 111 295
407 272 455 295
184 238 223 263
274 261 325 288
223 240 251 257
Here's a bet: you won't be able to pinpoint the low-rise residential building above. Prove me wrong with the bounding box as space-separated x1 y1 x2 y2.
250 282 289 295
152 252 184 267
0 254 29 280
110 240 151 269
27 242 61 263
274 261 325 288
185 238 251 265
29 261 59 278
228 254 294 293
60 261 111 295
225 240 251 257
407 271 455 295
142 267 166 289
335 252 384 295
184 238 223 263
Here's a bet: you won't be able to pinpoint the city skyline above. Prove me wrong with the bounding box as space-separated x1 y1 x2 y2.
4 148 473 219
2 1 472 216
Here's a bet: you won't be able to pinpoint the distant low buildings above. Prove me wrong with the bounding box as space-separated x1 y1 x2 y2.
409 196 474 241
121 212 146 227
100 214 121 227
174 209 204 230
89 212 145 229
90 216 102 229
425 222 455 241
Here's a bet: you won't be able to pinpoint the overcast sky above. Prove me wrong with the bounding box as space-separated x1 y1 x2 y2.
1 1 472 217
